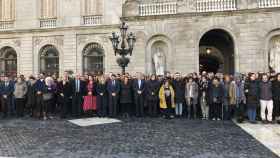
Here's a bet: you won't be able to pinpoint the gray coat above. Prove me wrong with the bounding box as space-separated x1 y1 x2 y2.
185 82 199 105
13 81 28 99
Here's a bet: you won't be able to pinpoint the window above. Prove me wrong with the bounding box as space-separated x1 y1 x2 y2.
83 43 104 75
40 0 57 28
82 0 103 25
0 46 17 77
0 0 15 29
39 45 59 76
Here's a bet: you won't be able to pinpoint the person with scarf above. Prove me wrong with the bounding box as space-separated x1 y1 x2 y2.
159 80 175 119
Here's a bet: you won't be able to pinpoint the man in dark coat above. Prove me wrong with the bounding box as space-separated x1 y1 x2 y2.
70 74 86 117
133 73 146 117
244 73 260 123
0 76 14 118
272 73 280 124
172 73 185 117
146 74 160 117
107 74 120 117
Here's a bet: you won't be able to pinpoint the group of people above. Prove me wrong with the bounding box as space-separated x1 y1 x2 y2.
0 71 280 124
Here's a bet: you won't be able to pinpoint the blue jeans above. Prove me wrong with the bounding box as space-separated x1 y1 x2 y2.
175 103 183 116
247 107 256 122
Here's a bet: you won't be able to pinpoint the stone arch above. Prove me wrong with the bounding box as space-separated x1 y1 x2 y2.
38 44 60 76
145 34 173 75
77 36 110 74
33 37 63 75
0 46 17 77
196 26 239 73
82 42 105 75
196 26 238 74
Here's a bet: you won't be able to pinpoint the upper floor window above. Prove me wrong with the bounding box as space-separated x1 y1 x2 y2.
40 0 57 28
0 0 15 30
82 0 103 25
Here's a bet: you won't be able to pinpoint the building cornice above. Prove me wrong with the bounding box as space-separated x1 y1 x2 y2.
0 24 120 35
121 7 280 22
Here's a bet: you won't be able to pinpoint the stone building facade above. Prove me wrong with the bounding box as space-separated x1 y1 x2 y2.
0 0 280 76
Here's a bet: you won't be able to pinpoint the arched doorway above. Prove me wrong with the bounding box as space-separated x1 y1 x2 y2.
82 43 104 75
39 45 59 76
0 47 17 77
199 29 235 74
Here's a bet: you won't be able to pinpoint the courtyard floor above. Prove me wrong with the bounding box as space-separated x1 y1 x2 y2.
0 117 279 158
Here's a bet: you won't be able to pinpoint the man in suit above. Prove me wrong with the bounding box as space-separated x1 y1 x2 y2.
133 72 146 117
107 74 120 117
0 76 14 118
71 74 86 117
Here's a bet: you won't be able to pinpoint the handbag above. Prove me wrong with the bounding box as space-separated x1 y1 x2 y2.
43 93 53 101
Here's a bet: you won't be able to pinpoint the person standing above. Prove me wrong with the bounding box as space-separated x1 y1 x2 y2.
107 74 120 117
26 76 37 117
57 75 72 119
133 73 146 117
34 74 45 119
223 75 231 120
119 76 133 117
199 76 209 120
0 76 14 118
42 76 55 120
146 74 160 117
259 74 273 123
185 77 199 119
13 77 28 117
272 73 280 124
71 74 86 117
245 73 259 123
172 73 185 117
208 77 224 121
159 80 175 119
96 76 108 117
83 75 97 116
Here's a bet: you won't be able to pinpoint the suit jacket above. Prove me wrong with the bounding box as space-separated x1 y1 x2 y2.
133 79 146 95
70 79 87 96
106 80 120 95
0 81 14 96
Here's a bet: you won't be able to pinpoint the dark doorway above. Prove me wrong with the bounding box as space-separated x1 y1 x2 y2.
199 29 235 75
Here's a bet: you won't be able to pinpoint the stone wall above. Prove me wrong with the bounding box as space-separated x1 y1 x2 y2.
0 0 280 76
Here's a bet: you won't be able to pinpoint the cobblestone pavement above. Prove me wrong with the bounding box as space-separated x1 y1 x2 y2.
0 117 278 158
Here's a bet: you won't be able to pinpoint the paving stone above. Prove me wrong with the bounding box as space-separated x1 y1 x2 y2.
0 117 278 158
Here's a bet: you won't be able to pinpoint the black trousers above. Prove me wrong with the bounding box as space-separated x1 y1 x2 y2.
72 93 83 117
135 94 144 117
148 100 158 117
1 96 10 117
15 98 25 117
60 97 71 118
108 95 118 117
210 103 222 119
97 96 107 117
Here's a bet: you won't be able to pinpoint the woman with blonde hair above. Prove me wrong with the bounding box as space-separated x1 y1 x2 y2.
159 80 175 119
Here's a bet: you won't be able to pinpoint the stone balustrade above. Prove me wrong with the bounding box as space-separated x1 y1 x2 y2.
258 0 280 8
0 21 14 30
83 15 103 25
40 18 57 28
139 1 177 16
196 0 237 12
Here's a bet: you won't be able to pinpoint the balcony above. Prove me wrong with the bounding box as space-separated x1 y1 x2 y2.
139 1 177 16
0 21 14 30
83 15 103 25
39 18 57 28
196 0 237 12
258 0 280 8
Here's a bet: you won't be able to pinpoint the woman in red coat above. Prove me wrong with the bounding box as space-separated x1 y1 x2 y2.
83 75 97 115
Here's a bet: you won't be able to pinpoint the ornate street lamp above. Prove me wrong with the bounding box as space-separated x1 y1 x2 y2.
110 21 136 74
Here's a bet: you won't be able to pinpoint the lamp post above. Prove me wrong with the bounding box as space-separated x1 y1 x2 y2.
110 21 136 74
